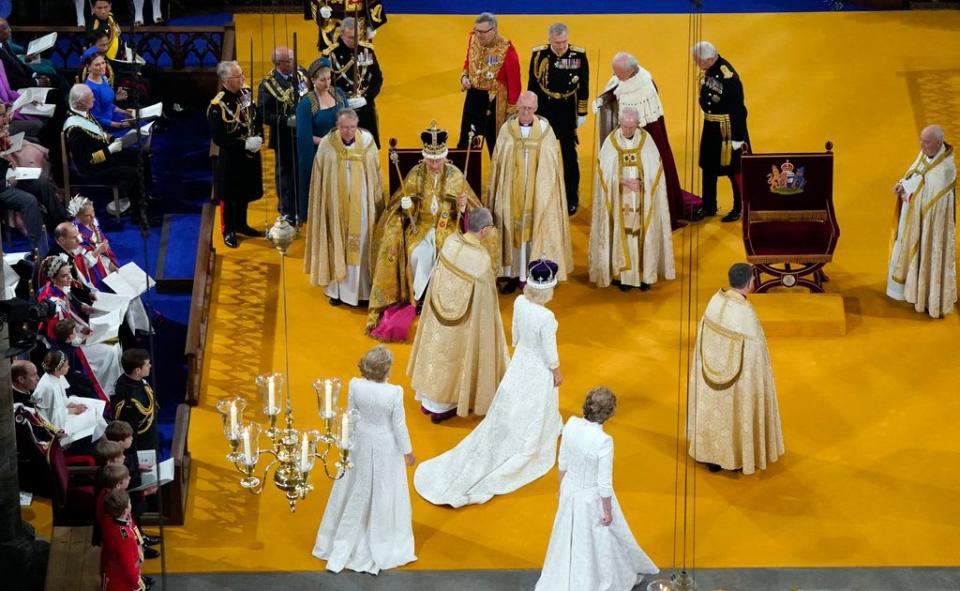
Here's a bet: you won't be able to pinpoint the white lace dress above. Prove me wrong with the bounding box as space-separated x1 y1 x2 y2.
312 378 416 574
536 416 659 591
413 294 563 507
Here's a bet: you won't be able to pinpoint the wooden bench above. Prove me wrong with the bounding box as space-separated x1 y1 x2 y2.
44 526 100 591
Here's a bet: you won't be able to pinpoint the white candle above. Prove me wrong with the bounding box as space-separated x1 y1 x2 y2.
242 428 252 461
300 433 310 471
324 381 333 415
341 413 350 448
267 378 276 412
229 402 239 434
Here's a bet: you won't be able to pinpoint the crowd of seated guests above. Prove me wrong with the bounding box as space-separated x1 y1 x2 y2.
6 6 171 586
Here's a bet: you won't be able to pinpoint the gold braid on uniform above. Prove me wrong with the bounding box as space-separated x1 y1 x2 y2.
262 71 298 107
532 52 578 100
209 90 254 135
114 384 156 436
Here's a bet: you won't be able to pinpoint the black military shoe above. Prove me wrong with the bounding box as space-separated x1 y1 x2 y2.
721 210 741 223
237 225 261 237
694 206 717 219
223 232 238 248
143 546 161 559
568 204 579 216
142 534 162 547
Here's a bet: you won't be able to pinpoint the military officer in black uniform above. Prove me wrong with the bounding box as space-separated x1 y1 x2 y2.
528 23 589 215
112 349 157 455
304 0 387 53
258 46 308 224
693 41 749 223
325 17 384 146
209 60 264 248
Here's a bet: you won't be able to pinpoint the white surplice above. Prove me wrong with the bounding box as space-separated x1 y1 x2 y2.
536 416 659 591
312 378 416 574
413 294 562 507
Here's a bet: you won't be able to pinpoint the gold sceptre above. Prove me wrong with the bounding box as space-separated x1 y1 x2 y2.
458 124 476 223
389 138 418 228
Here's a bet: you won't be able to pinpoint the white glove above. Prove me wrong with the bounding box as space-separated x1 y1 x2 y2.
577 115 586 128
319 5 332 18
245 136 263 153
367 28 377 40
732 141 744 150
286 115 297 128
107 140 123 154
347 96 367 109
400 196 413 210
591 97 603 114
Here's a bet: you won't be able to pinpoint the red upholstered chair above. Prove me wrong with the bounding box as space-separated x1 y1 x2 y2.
47 439 99 526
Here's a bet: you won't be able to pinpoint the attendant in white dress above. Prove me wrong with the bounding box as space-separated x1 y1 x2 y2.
312 345 417 574
32 350 108 444
537 387 658 591
413 258 563 507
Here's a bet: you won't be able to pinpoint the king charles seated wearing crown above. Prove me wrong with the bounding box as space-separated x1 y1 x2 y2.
366 121 489 338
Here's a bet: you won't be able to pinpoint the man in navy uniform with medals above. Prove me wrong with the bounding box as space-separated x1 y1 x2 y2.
528 23 589 216
693 41 749 223
208 60 264 248
304 0 387 53
324 17 384 147
258 47 307 224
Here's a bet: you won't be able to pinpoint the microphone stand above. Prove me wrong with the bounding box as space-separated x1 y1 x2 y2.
125 4 166 590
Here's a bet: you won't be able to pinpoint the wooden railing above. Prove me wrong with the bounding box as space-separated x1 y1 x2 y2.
185 203 217 407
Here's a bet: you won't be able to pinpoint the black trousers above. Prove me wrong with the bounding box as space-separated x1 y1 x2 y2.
221 198 249 234
700 169 741 214
557 135 580 209
457 88 497 156
272 134 297 219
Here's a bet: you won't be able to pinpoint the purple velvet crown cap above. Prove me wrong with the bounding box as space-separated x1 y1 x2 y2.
527 258 558 289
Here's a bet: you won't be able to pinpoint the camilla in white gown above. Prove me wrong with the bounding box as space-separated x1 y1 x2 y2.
537 387 659 591
413 258 563 507
312 346 417 574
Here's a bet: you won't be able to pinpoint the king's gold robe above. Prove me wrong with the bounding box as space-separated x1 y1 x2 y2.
486 116 573 280
366 162 483 334
303 129 383 305
687 289 784 475
589 128 675 287
407 232 509 417
886 144 957 318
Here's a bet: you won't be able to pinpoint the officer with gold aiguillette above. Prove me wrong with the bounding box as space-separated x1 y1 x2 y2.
693 41 750 223
528 23 589 215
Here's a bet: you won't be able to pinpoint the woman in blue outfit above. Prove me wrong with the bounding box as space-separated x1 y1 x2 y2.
82 48 131 139
295 58 348 223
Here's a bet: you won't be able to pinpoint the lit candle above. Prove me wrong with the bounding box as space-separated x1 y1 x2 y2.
229 402 239 435
324 381 333 415
242 427 252 462
341 413 350 449
300 432 310 471
267 377 276 413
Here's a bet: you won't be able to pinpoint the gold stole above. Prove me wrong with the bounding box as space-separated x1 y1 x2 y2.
509 120 544 248
612 131 645 232
332 133 368 266
891 146 955 284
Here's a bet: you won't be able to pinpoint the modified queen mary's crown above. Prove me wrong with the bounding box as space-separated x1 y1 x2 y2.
527 258 559 290
421 120 448 160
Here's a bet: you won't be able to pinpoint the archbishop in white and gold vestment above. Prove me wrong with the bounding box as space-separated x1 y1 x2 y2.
687 264 784 475
487 95 572 284
407 211 509 420
886 127 956 319
303 115 383 306
589 111 675 289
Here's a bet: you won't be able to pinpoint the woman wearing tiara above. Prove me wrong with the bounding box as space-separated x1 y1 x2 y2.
413 258 563 507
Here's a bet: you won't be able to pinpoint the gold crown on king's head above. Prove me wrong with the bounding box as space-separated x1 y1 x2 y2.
420 120 449 160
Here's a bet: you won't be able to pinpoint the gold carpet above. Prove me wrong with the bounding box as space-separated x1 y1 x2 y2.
28 9 960 575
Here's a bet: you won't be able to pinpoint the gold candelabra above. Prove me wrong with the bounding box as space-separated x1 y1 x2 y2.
215 218 358 511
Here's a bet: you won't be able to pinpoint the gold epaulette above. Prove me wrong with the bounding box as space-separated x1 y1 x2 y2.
210 91 224 106
720 64 734 79
321 43 338 57
359 40 374 49
531 44 548 52
92 150 106 164
570 45 586 53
